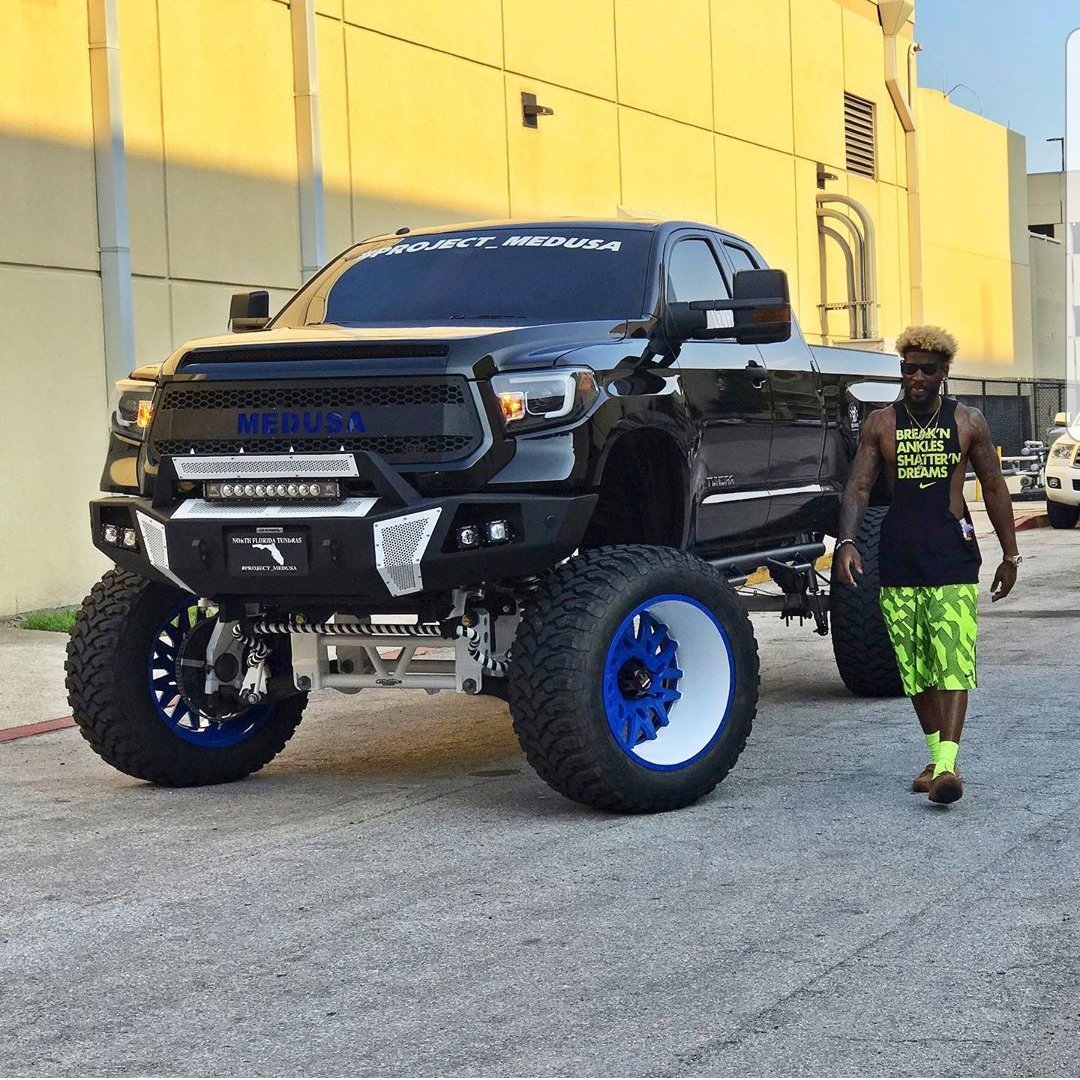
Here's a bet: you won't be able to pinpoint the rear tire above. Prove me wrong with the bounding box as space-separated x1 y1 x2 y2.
830 506 904 697
1046 498 1079 529
508 546 758 813
65 569 306 786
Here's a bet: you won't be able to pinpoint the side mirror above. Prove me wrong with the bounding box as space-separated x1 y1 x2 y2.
229 290 270 333
1053 412 1068 426
665 269 792 346
730 269 792 344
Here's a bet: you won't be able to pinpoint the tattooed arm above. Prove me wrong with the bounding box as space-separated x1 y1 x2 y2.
835 409 885 588
965 407 1018 601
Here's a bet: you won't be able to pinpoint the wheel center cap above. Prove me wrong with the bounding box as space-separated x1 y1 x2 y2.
618 661 654 698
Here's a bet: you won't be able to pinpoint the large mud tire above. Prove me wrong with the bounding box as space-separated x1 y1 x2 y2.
65 568 306 786
830 506 904 697
508 546 758 813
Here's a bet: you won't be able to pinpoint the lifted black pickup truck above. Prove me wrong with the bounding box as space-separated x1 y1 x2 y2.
66 219 901 812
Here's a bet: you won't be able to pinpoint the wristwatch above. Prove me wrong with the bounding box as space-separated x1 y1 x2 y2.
1004 554 1022 567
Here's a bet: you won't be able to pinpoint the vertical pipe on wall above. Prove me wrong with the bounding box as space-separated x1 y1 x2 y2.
820 225 859 342
819 194 879 341
87 0 135 388
879 1 924 326
292 0 325 282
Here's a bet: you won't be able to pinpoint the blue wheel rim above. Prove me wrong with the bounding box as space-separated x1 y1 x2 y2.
147 598 270 748
603 594 735 771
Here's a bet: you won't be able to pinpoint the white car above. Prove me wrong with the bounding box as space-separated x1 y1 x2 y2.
1044 420 1080 528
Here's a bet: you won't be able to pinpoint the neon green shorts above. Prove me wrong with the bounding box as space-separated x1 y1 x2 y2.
879 584 979 696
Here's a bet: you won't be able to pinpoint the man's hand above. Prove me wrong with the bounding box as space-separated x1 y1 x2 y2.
834 543 863 587
991 560 1017 602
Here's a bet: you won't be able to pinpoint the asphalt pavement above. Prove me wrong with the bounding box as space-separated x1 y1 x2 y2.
1 523 1078 1077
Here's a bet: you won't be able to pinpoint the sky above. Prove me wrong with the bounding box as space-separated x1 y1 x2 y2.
915 0 1079 174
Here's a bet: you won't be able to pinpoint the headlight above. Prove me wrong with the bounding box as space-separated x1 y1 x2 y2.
490 368 599 433
1050 442 1076 460
111 377 156 440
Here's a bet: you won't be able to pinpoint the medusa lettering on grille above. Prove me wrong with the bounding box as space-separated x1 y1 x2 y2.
373 509 442 596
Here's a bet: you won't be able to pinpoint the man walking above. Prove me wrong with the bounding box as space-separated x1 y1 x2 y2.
834 326 1020 804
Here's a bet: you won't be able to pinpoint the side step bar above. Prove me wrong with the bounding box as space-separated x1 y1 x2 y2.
706 540 827 588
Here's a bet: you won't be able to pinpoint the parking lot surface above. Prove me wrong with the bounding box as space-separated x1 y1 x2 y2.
2 526 1078 1077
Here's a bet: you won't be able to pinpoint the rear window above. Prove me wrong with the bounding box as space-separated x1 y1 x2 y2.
277 227 654 326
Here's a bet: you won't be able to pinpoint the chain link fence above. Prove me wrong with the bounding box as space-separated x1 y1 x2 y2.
946 377 1067 455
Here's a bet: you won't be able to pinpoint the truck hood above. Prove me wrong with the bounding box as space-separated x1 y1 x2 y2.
158 320 634 380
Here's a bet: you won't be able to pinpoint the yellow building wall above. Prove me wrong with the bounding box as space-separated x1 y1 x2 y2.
0 0 1035 611
0 3 108 615
916 88 1033 376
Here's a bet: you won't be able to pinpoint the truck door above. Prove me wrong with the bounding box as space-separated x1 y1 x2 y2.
667 233 773 544
721 241 827 533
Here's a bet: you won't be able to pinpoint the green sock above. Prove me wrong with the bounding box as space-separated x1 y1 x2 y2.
933 740 959 778
925 731 940 767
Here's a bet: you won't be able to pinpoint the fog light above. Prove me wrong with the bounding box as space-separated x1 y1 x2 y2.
121 527 138 549
243 484 256 497
458 525 480 549
1047 476 1061 488
484 520 513 544
103 524 119 545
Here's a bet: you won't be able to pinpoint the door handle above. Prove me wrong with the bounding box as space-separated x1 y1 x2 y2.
744 360 768 389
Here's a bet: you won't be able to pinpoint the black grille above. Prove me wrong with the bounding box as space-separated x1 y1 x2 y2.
153 435 475 458
147 376 484 466
159 382 463 410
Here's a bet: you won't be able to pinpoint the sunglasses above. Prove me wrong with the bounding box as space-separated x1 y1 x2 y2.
900 360 944 376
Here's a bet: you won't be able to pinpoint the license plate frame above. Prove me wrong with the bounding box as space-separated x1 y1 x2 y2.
226 527 310 577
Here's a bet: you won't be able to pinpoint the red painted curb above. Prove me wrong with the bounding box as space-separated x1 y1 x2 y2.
1015 514 1049 531
0 716 77 743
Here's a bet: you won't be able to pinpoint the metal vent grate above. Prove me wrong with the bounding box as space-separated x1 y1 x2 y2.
844 93 876 179
135 513 191 591
373 509 441 596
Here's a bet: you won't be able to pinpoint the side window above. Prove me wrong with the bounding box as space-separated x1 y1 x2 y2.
723 243 759 274
667 239 731 303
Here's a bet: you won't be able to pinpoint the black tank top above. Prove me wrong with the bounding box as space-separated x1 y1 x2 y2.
879 397 982 587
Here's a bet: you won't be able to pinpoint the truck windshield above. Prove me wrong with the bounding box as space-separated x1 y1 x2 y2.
276 227 654 326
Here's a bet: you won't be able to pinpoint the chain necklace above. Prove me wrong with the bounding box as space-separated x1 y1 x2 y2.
906 396 942 433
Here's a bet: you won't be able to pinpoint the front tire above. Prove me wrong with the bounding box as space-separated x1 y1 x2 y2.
1046 498 1079 529
830 506 904 697
508 546 758 813
65 569 306 786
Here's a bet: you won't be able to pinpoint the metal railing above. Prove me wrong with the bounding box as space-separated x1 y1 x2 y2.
946 376 1067 455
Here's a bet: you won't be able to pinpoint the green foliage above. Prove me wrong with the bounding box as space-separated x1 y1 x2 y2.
20 609 78 634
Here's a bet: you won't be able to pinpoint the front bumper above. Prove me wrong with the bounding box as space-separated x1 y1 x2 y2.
1044 463 1080 506
92 489 596 605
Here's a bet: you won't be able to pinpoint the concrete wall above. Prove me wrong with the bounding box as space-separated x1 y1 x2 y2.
1028 170 1066 237
0 0 1035 612
1030 233 1067 380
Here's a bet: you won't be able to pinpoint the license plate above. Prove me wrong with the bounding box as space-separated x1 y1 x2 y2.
226 527 309 576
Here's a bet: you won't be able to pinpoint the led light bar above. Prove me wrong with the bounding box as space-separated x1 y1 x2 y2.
204 480 342 502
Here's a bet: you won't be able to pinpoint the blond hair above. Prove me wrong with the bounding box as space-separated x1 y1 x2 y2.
895 325 958 361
